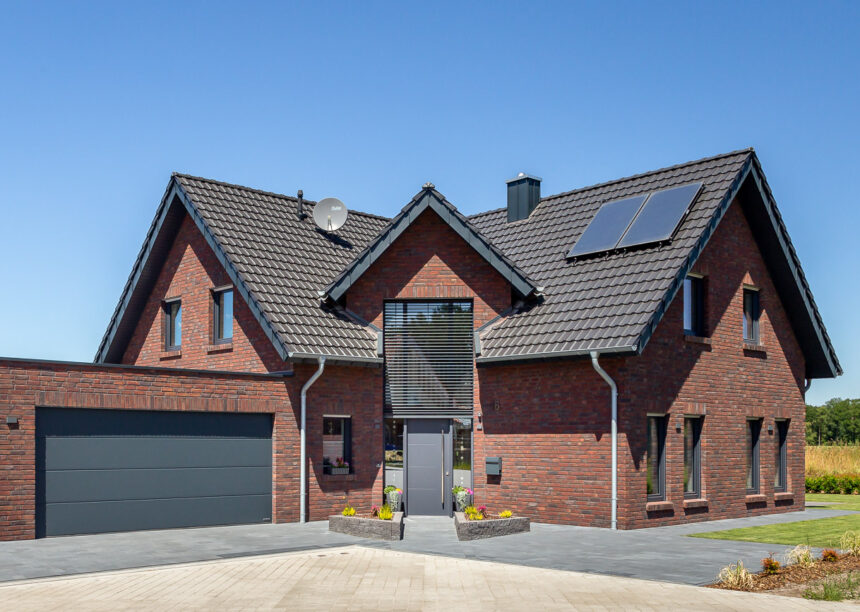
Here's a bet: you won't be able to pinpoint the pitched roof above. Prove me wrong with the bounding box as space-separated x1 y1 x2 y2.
469 149 840 378
95 174 390 364
323 185 541 302
96 150 840 378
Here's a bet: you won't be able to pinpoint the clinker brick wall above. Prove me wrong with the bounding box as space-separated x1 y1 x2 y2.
121 213 287 373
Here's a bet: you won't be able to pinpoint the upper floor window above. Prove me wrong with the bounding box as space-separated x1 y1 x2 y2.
774 420 788 492
683 275 705 336
213 288 234 343
164 299 182 350
746 418 762 494
743 288 760 343
646 415 667 501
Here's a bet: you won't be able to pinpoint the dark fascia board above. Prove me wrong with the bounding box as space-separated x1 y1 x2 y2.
2 355 294 378
634 153 840 379
323 188 541 303
95 177 294 364
476 344 636 365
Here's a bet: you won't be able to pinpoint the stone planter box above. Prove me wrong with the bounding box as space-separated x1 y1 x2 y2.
328 512 404 541
327 467 350 475
454 512 530 541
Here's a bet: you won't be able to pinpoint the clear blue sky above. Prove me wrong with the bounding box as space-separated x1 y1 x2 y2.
0 2 856 404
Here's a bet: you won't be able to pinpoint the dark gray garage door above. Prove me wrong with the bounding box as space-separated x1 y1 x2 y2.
36 407 273 537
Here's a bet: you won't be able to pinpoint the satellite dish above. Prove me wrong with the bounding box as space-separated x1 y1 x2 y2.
313 197 349 232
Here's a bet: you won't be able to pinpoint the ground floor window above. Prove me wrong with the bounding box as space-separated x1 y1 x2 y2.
323 416 352 474
683 416 702 499
746 418 762 493
453 418 472 490
646 415 667 501
774 419 788 492
384 418 404 489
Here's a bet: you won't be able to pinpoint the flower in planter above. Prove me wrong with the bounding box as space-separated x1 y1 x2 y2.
499 510 513 518
377 504 394 520
477 505 487 514
334 457 349 468
342 505 356 517
371 505 380 517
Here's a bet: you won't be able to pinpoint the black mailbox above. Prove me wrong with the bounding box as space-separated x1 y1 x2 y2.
486 456 502 476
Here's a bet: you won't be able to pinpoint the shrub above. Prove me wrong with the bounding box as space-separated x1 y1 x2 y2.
805 473 860 494
821 549 839 562
839 531 860 555
717 561 754 590
377 504 393 520
499 510 513 518
342 505 356 517
785 545 814 568
761 555 780 575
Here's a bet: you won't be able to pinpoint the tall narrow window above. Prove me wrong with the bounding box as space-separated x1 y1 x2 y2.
683 276 705 336
323 417 352 474
743 288 760 343
774 420 788 492
746 419 761 493
213 288 234 342
646 415 667 501
164 299 181 350
683 416 702 499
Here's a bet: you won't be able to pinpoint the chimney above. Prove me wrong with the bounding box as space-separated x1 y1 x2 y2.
506 173 541 222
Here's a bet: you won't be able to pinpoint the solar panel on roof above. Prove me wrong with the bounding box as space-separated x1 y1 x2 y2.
567 195 647 258
617 183 702 249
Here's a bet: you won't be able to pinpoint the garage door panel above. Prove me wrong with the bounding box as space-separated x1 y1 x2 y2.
44 494 272 537
42 437 272 470
44 466 272 503
36 408 274 537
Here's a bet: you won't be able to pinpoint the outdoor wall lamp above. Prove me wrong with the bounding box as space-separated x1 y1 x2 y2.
6 416 18 425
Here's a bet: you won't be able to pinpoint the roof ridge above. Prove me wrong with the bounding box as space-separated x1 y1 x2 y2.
468 148 755 220
172 172 391 222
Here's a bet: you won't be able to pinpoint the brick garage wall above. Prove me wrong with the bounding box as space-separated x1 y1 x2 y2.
347 209 512 329
121 213 287 373
617 199 807 529
0 358 299 541
294 363 385 520
475 199 807 529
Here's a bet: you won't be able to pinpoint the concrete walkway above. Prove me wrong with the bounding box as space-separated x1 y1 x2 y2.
0 546 851 611
0 508 853 586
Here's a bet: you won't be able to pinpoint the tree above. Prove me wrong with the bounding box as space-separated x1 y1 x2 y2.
806 398 860 445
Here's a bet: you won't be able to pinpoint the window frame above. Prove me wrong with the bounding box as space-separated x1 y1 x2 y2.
646 414 668 502
743 287 761 344
163 298 182 351
774 419 789 492
322 416 352 474
683 275 706 336
746 418 762 494
212 287 234 344
683 416 703 500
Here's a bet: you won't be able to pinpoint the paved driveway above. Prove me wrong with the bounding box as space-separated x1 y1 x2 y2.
0 546 851 611
0 508 852 586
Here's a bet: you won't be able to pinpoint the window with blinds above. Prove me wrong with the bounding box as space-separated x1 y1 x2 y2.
384 301 474 416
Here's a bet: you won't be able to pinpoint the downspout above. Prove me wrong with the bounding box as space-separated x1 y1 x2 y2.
300 356 326 523
590 351 618 530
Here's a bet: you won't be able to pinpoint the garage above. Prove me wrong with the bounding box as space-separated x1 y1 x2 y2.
36 407 273 537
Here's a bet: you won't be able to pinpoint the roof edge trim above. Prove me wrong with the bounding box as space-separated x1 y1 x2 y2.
477 344 636 364
323 188 540 303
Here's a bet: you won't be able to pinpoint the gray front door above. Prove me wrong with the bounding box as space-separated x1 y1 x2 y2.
36 407 273 537
406 419 451 516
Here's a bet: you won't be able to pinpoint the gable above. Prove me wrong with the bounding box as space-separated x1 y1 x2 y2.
323 187 540 306
120 213 285 371
346 208 514 330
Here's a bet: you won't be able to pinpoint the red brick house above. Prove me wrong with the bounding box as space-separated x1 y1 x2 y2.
0 149 840 540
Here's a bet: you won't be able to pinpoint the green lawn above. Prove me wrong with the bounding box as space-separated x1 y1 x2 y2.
688 494 860 549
